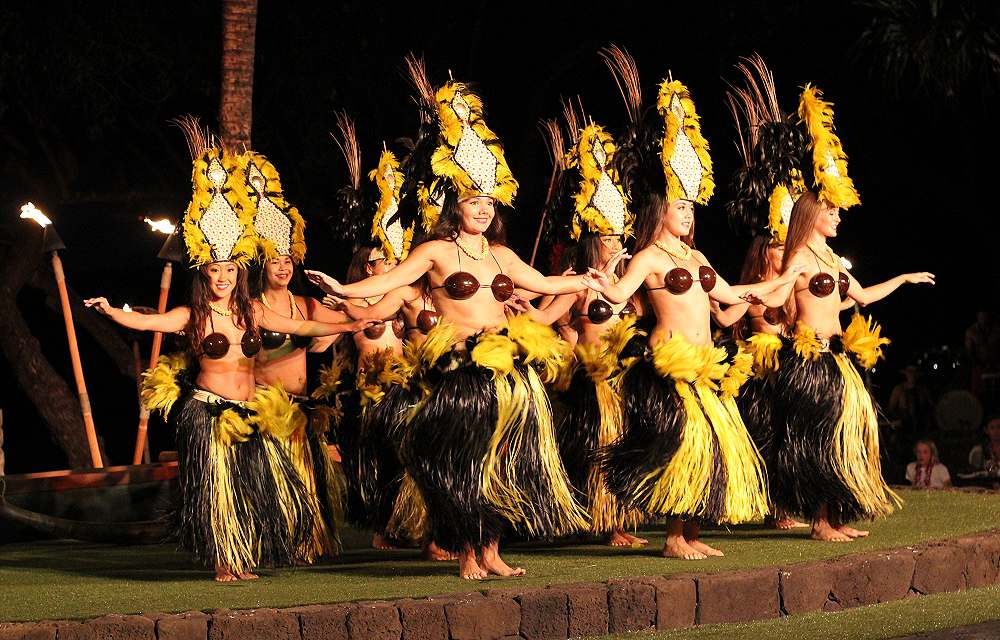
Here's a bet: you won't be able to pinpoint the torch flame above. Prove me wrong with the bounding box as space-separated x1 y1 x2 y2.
840 257 853 270
122 303 133 313
19 202 52 227
144 217 176 235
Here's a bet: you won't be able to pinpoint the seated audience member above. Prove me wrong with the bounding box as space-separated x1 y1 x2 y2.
906 439 951 489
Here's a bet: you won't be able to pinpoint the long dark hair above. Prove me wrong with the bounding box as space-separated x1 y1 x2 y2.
732 235 772 339
186 263 256 354
346 244 377 284
430 191 507 245
632 190 696 252
780 190 826 329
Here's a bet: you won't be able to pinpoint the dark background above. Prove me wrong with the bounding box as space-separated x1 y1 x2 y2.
1 0 997 473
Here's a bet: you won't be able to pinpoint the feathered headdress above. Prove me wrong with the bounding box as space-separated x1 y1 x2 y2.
330 111 369 250
400 54 447 233
657 78 714 204
564 122 633 239
368 149 413 262
240 152 307 262
798 84 860 208
174 116 257 268
430 81 518 205
725 54 807 243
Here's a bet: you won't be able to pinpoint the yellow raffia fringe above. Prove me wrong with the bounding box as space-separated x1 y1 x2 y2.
575 342 614 384
183 147 257 268
651 334 702 383
642 383 714 517
208 432 257 573
792 322 826 360
565 123 633 239
385 472 430 542
247 383 308 440
400 320 460 401
833 353 901 517
140 352 189 416
481 365 589 535
367 150 414 262
471 333 517 378
745 333 784 378
842 313 890 369
696 384 770 523
431 81 518 205
588 378 646 532
259 431 310 560
657 79 715 204
214 408 254 448
798 84 861 208
240 151 307 263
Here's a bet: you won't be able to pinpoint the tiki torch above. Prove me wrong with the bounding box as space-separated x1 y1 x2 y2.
20 202 103 469
132 219 181 464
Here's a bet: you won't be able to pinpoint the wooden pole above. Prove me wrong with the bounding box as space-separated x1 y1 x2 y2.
51 252 103 469
132 261 173 464
1 409 5 477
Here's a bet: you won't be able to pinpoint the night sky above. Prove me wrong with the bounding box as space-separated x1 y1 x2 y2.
1 1 997 472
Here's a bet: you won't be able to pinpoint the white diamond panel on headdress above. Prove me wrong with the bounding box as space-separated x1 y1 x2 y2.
247 163 293 256
822 151 841 178
451 91 498 195
588 138 627 235
779 188 794 229
668 95 704 201
380 164 406 258
200 159 243 261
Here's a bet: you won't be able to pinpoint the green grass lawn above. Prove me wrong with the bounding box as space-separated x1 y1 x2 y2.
597 585 1000 640
0 489 998 623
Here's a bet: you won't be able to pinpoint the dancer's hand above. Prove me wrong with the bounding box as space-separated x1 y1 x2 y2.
84 297 114 315
902 272 935 285
582 268 610 292
504 294 532 314
603 249 631 276
322 294 346 311
305 269 344 296
739 291 763 305
351 319 381 332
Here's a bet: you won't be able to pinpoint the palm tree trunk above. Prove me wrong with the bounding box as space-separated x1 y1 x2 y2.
219 0 258 150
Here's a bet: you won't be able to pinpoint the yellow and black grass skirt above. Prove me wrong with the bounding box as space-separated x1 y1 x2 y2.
398 316 588 553
557 318 648 534
599 333 769 525
255 385 345 562
142 355 316 574
769 316 900 522
737 333 785 504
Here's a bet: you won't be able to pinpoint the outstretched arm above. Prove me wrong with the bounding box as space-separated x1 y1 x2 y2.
846 271 935 306
306 243 435 299
497 246 608 295
256 303 373 337
600 250 656 304
324 288 409 321
84 298 189 333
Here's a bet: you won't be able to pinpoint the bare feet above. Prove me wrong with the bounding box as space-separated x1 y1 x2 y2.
214 566 238 582
662 535 707 560
372 532 398 551
835 525 870 538
480 543 526 577
607 530 632 547
423 540 458 561
775 517 809 530
687 539 725 557
236 571 259 580
458 548 487 580
811 519 853 542
622 532 649 545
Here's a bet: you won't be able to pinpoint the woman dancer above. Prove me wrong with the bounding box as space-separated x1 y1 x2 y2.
244 149 352 562
596 48 799 560
86 124 369 580
308 78 607 579
770 84 934 541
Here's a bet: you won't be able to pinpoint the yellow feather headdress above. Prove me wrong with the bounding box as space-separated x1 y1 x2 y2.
240 151 307 263
368 149 414 262
798 84 861 209
657 79 714 204
430 81 518 205
564 123 633 240
175 116 257 268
